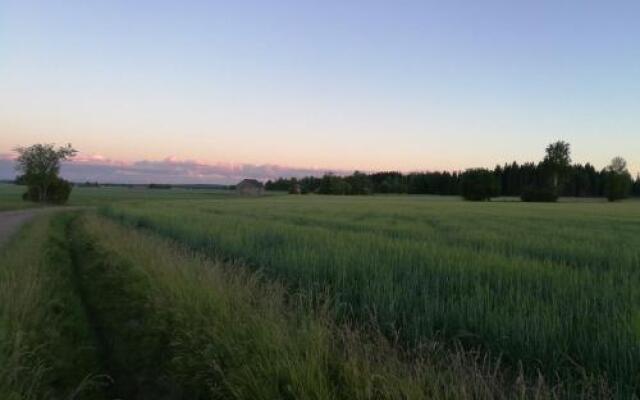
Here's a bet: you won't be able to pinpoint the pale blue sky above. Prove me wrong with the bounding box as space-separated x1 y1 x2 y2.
1 0 639 181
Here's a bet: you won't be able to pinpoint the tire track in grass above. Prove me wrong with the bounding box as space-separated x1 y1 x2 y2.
67 216 175 399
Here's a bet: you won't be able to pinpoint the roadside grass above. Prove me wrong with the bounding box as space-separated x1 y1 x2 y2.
0 213 104 400
101 196 640 394
71 213 605 399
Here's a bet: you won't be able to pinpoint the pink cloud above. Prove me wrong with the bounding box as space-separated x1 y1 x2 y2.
0 153 347 184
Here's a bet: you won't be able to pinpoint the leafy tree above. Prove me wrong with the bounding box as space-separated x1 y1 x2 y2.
265 178 294 191
14 143 77 203
461 168 500 201
22 176 72 204
543 140 571 190
633 174 640 197
603 157 632 201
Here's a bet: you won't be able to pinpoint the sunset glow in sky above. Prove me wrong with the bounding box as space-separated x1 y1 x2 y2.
1 1 639 183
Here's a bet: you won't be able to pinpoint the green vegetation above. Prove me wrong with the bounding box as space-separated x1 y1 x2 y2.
14 143 77 204
0 214 104 399
4 211 582 399
603 157 633 202
460 168 500 201
0 184 43 211
73 214 557 399
2 188 640 398
65 185 233 207
0 183 234 211
266 141 640 201
102 195 640 394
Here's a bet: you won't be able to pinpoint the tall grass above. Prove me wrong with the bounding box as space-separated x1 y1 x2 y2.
73 213 596 399
102 196 640 393
0 214 104 400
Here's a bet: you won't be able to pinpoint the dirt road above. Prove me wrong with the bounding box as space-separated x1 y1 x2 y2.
0 207 84 247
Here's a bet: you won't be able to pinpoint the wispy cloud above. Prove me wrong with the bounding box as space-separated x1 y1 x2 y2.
0 153 345 184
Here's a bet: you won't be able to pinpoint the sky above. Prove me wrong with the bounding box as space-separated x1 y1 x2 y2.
1 0 639 183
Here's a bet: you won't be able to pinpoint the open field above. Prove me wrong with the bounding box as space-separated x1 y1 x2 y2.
0 183 234 211
103 195 640 393
0 184 44 211
1 188 640 398
1 212 569 400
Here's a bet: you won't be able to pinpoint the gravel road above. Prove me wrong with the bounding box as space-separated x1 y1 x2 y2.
0 207 84 247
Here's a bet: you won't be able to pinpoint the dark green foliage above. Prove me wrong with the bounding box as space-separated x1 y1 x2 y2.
288 178 301 194
318 173 352 195
461 168 500 201
344 171 373 195
265 178 288 191
603 157 633 202
542 140 572 190
266 171 462 196
633 175 640 197
14 174 28 185
264 141 633 201
521 185 559 202
603 172 632 202
14 143 76 203
370 172 407 193
22 176 73 204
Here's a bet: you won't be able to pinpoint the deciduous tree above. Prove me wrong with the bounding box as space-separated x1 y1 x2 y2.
14 143 77 203
603 157 632 202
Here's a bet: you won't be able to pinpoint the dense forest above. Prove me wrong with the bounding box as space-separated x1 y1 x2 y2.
266 142 640 201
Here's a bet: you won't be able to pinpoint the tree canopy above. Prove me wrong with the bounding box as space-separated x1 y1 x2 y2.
265 141 638 201
15 143 77 203
603 157 632 202
461 169 500 201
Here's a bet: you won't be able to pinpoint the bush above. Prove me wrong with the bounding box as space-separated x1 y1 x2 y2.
22 177 73 204
461 169 500 201
603 171 632 202
521 185 558 202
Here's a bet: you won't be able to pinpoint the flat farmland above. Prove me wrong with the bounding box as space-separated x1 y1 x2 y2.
102 195 640 392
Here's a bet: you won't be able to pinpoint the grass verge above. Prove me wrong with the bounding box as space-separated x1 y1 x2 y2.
0 213 105 400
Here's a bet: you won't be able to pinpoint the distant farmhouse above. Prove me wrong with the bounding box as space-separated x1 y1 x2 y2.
236 179 264 196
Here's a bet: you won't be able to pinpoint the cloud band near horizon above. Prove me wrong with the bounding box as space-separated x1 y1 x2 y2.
0 154 348 185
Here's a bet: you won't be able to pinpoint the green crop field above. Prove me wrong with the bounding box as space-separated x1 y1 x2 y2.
102 196 640 391
1 186 640 398
0 182 235 210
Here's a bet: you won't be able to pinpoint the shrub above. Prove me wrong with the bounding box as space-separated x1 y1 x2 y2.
23 177 73 204
461 168 500 201
603 171 632 202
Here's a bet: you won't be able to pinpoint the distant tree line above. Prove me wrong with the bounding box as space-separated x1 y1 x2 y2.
266 141 639 202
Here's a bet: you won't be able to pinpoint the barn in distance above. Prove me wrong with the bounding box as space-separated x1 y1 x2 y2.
235 179 264 196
